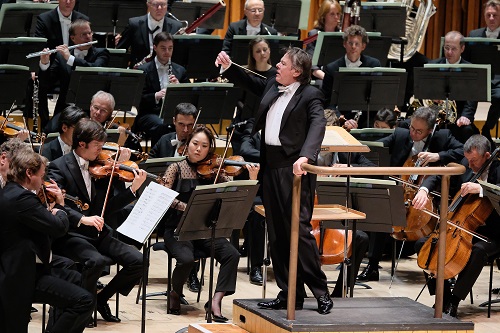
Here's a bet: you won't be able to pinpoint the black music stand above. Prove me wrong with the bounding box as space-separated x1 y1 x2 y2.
77 0 147 35
312 32 392 68
171 35 222 80
262 0 302 34
414 64 491 103
358 2 406 38
459 38 500 79
231 36 301 66
175 180 259 323
0 3 56 38
160 83 239 126
66 67 145 111
0 37 47 71
137 156 185 193
350 128 394 142
332 68 407 127
358 141 392 168
170 1 225 30
0 64 31 112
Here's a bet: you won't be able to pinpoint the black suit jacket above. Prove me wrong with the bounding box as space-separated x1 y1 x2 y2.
47 153 136 240
117 14 183 66
378 127 464 167
322 54 382 106
429 57 478 121
0 182 68 332
35 8 89 50
137 59 189 117
41 137 64 162
38 47 110 115
148 132 176 158
222 19 278 55
223 65 326 167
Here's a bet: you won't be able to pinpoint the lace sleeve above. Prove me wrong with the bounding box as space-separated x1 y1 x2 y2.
162 163 185 211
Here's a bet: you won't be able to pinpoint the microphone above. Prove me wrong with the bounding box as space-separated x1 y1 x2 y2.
226 120 248 131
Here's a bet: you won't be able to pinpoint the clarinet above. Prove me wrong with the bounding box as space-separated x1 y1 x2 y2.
32 77 40 136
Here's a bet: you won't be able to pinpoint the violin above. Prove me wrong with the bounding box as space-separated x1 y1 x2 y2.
0 116 41 141
101 142 148 162
196 154 259 179
38 181 89 211
417 147 500 279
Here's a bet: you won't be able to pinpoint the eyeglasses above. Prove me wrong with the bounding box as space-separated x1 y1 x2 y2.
246 8 264 13
91 104 111 114
409 125 425 136
149 1 167 9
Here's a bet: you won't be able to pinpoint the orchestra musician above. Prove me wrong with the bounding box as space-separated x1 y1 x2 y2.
161 125 258 320
216 47 334 314
321 25 381 130
306 0 342 80
47 118 147 324
357 107 464 282
135 32 189 147
470 0 500 144
0 147 93 333
429 31 478 144
115 0 183 66
413 134 500 317
373 108 398 129
221 0 277 56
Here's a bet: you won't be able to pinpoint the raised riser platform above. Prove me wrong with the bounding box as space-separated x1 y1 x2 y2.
232 297 474 333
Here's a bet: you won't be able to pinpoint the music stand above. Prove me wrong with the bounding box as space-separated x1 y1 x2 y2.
160 83 239 126
350 128 394 142
0 64 30 111
77 0 147 35
455 38 500 80
170 1 225 30
0 3 57 37
231 35 301 67
106 48 129 69
171 35 222 80
332 68 407 127
414 64 491 103
312 32 392 68
175 180 259 323
358 2 406 38
0 37 46 71
262 0 302 34
137 156 185 193
358 141 392 167
66 67 145 111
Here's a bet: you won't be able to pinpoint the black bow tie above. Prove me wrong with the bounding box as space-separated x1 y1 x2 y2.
148 26 160 34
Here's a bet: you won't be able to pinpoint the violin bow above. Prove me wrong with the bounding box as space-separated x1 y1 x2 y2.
181 107 202 157
99 146 120 236
1 101 16 132
105 111 120 130
213 126 236 184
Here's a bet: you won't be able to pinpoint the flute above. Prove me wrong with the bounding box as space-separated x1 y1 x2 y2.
26 41 98 59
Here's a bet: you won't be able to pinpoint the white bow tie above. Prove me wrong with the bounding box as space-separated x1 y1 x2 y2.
80 161 89 171
277 85 292 94
74 49 88 59
171 139 180 146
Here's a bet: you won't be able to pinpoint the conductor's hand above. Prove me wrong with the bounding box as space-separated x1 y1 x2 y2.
245 163 260 180
456 116 471 127
412 189 429 210
460 182 481 196
130 169 148 194
155 88 166 101
417 152 440 167
56 45 71 61
215 51 231 70
293 156 309 176
80 215 104 231
40 48 50 66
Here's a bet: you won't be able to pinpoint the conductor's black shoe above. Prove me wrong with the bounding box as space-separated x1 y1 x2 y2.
97 302 121 322
96 279 105 290
187 271 201 293
257 298 303 310
357 264 379 281
317 293 333 314
250 267 263 285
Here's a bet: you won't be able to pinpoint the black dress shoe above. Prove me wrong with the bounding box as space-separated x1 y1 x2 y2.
257 298 303 310
357 264 379 282
168 291 181 315
250 267 263 285
187 271 201 293
317 293 333 315
96 279 105 291
444 301 458 318
96 302 121 322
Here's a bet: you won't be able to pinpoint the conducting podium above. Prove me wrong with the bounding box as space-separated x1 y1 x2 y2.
0 37 46 71
0 3 57 37
231 36 302 67
331 67 407 127
66 67 145 111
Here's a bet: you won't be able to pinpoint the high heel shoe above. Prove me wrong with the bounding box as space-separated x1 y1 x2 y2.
168 291 181 315
204 301 228 323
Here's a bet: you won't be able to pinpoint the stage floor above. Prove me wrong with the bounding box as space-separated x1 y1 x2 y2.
233 297 473 332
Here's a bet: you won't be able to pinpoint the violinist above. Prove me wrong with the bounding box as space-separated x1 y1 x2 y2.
0 148 93 333
161 125 259 320
373 108 398 129
358 107 464 282
47 118 147 324
42 105 87 161
413 135 500 317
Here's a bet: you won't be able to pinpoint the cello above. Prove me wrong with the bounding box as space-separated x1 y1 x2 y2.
417 147 500 279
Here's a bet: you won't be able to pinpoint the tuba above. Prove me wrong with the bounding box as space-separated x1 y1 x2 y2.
386 0 436 62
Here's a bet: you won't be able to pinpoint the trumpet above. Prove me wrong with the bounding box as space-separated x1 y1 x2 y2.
26 41 98 59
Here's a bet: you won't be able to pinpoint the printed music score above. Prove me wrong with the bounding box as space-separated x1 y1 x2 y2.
321 126 370 153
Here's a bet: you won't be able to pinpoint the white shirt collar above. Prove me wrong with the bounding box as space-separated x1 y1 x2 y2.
148 13 164 32
446 57 461 64
486 26 500 39
73 151 88 170
345 55 362 68
155 56 170 69
246 22 261 35
0 174 5 188
57 7 72 22
74 48 88 59
58 136 72 155
278 81 300 96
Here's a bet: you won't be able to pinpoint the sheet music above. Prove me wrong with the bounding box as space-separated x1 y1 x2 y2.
117 182 178 244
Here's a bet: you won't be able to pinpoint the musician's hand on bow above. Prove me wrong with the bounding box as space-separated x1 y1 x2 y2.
114 33 122 46
117 147 132 162
293 156 309 176
117 125 127 135
40 48 50 66
130 169 148 194
80 215 105 232
412 189 429 210
17 129 29 142
155 88 166 101
169 74 179 84
56 45 71 61
456 116 471 127
460 182 481 196
344 119 358 130
215 51 231 70
417 152 439 166
245 163 260 180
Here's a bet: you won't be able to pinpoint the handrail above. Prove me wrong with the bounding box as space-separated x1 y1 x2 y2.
286 163 465 320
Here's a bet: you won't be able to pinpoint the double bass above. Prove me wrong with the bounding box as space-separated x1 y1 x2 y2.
417 147 500 279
